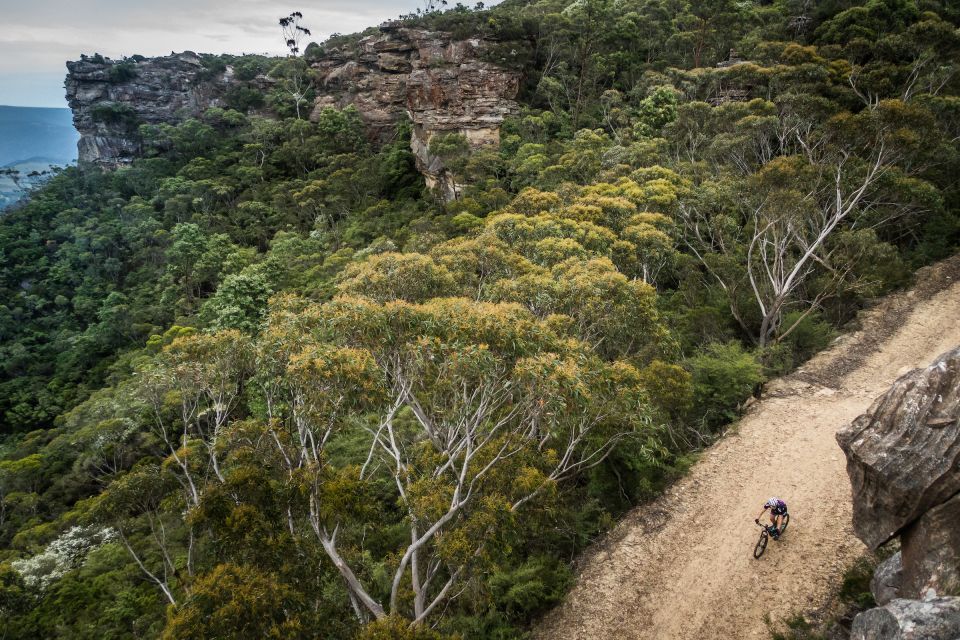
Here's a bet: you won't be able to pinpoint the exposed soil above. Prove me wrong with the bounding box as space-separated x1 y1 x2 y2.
534 257 960 640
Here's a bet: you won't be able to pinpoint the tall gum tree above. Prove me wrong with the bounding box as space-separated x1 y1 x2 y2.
255 295 655 623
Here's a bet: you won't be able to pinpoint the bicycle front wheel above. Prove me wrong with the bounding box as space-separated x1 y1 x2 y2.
753 531 768 559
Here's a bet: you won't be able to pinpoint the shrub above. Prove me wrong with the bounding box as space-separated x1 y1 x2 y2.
686 342 763 430
638 360 693 422
224 85 266 113
107 62 137 83
162 564 305 639
90 103 140 130
233 56 270 81
838 556 877 610
488 556 571 619
780 311 835 364
769 614 824 640
760 312 836 377
356 616 453 640
303 42 325 63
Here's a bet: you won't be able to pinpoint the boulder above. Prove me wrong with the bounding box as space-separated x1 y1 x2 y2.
836 347 960 549
850 597 960 640
901 491 960 599
871 552 903 606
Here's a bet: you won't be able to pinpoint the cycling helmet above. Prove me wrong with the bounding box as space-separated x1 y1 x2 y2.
765 497 780 508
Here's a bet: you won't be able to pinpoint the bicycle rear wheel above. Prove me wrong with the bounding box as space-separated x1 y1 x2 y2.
753 531 768 559
780 513 790 535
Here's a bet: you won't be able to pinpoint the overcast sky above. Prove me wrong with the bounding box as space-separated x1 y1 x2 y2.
0 0 427 108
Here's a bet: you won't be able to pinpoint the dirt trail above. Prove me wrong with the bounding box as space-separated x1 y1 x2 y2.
535 257 960 640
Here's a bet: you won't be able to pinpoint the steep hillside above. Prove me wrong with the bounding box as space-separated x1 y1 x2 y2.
0 0 958 638
535 256 960 639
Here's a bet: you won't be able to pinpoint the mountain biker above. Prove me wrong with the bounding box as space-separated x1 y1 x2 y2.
755 497 787 539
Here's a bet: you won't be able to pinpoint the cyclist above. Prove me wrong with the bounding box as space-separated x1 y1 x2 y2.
755 497 787 539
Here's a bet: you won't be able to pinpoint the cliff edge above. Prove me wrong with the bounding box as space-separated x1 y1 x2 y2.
65 25 521 194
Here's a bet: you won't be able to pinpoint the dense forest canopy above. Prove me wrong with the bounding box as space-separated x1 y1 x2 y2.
1 0 958 637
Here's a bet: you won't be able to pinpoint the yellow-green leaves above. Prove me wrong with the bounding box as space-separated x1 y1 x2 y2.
336 253 458 303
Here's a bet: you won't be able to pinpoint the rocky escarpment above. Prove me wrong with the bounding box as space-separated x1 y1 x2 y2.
65 25 521 195
65 52 242 166
837 346 960 639
313 23 520 196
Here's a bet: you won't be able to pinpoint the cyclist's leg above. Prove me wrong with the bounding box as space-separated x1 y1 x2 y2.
773 510 785 537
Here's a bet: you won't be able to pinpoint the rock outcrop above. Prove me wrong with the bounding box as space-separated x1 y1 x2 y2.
836 346 960 550
838 347 960 638
65 25 521 196
65 52 239 166
310 24 520 196
850 597 960 640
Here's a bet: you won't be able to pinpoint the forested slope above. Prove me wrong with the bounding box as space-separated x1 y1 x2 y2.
0 0 958 638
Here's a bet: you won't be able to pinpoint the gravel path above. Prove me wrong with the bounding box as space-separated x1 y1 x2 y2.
534 258 960 640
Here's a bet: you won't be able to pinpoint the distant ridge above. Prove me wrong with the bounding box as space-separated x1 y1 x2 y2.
2 155 72 169
0 105 78 167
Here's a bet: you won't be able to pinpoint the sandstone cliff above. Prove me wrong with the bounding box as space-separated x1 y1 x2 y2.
314 24 520 193
65 52 238 166
65 25 521 194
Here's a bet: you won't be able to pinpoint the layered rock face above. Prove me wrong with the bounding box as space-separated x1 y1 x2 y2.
837 346 960 550
65 52 236 166
837 346 960 638
312 24 521 196
65 25 521 195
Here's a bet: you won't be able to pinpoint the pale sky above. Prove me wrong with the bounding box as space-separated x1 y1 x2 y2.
0 0 431 108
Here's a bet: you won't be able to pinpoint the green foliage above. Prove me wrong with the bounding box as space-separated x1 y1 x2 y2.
686 343 763 430
488 556 571 619
90 103 139 129
2 0 960 638
770 549 892 639
223 85 266 113
163 564 306 639
838 556 878 610
356 616 453 640
200 268 273 333
781 312 836 366
107 62 137 83
770 614 825 640
336 252 458 303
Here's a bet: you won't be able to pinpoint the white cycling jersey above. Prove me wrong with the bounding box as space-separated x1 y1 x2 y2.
764 497 787 513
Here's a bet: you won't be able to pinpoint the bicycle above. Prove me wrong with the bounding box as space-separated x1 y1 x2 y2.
753 513 789 559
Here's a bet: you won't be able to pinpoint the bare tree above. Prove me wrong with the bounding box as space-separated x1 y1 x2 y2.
257 329 637 624
274 12 314 119
420 0 448 14
682 125 908 347
279 11 311 56
112 333 252 604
